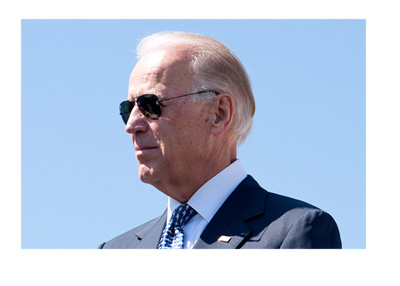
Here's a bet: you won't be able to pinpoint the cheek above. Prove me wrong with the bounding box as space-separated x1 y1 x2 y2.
156 123 188 157
176 122 210 155
148 122 163 144
150 123 177 161
155 105 212 158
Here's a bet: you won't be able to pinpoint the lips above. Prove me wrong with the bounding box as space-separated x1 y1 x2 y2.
134 145 158 153
134 136 159 154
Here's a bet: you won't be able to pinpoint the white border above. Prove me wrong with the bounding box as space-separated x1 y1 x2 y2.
2 0 399 284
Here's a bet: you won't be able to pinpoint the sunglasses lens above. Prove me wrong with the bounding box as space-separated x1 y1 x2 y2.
119 94 161 125
119 100 134 124
137 94 161 120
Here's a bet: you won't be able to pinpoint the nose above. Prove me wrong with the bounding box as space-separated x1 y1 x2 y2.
125 105 148 134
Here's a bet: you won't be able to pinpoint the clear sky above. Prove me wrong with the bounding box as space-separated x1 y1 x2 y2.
21 19 365 249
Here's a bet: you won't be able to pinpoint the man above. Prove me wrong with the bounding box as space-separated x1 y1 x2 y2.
99 31 342 249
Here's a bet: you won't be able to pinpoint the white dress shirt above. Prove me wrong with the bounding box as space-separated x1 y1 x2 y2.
166 159 247 249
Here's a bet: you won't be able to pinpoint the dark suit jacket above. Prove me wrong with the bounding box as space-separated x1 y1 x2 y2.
99 175 342 249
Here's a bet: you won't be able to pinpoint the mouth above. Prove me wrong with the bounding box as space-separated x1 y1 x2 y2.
134 146 159 153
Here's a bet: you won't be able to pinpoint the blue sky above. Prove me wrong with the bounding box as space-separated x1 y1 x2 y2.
21 19 365 249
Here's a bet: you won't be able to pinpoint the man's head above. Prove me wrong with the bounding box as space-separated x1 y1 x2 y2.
122 31 255 202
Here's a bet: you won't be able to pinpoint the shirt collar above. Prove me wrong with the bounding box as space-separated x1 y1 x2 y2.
167 159 247 222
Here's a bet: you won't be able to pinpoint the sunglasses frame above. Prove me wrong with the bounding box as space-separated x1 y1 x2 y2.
119 89 219 123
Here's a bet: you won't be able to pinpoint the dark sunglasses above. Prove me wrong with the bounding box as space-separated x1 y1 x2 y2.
119 89 219 123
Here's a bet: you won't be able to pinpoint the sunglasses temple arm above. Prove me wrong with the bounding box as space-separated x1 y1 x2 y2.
157 93 193 104
157 90 219 104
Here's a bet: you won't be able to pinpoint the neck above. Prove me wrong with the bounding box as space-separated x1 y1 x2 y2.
156 144 237 203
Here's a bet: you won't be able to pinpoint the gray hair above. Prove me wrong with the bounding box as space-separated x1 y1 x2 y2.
136 31 256 145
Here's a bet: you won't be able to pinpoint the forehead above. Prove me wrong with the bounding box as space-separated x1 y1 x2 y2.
128 49 193 97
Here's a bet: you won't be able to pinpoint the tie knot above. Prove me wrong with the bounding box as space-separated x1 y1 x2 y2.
170 204 197 228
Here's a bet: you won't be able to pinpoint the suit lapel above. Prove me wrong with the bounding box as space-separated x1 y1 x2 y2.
194 175 267 249
133 210 167 249
194 198 251 249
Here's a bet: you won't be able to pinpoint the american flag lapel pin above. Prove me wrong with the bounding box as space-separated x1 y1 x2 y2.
218 235 232 243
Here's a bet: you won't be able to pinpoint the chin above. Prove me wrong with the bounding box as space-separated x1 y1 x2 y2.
138 164 160 185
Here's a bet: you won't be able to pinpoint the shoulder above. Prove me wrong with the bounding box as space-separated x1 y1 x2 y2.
236 176 342 248
263 194 342 248
98 215 163 249
279 207 342 248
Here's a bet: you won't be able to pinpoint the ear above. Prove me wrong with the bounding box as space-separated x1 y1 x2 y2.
210 94 235 135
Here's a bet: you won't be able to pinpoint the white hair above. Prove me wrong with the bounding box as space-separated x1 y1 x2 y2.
136 31 256 145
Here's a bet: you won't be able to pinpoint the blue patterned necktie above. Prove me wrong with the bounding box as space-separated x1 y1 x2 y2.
158 204 197 249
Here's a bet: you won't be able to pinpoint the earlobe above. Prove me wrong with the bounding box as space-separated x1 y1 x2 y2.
211 94 235 135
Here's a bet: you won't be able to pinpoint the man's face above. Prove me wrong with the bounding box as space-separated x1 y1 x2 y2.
125 49 214 197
